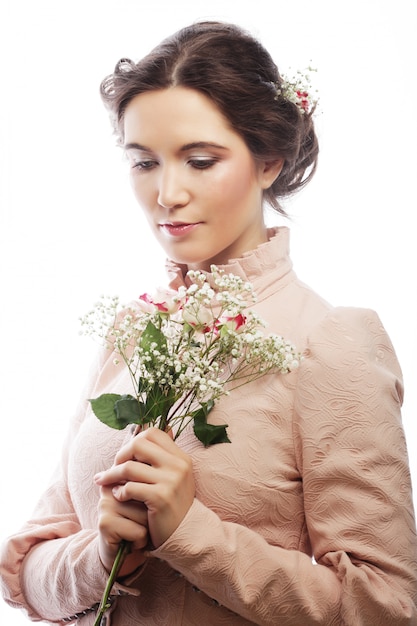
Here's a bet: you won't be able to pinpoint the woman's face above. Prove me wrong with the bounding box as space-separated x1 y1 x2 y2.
123 87 282 271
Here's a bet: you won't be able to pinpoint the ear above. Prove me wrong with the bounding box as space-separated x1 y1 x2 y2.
258 158 284 189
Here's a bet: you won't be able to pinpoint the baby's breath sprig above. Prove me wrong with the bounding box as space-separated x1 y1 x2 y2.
275 66 318 114
80 266 300 445
80 266 301 626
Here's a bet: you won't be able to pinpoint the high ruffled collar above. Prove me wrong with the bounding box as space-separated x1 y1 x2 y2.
165 226 293 299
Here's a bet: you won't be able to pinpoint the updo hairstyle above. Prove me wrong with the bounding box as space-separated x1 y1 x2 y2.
100 21 319 216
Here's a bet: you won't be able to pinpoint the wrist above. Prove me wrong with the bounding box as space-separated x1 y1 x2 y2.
117 553 147 581
117 561 146 582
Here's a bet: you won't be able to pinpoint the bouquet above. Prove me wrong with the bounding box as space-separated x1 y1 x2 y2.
80 266 301 625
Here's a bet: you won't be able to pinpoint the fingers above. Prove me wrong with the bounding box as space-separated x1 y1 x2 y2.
94 428 193 495
94 427 196 549
97 486 150 572
99 510 148 548
115 427 183 465
96 454 193 511
95 459 156 489
98 486 148 546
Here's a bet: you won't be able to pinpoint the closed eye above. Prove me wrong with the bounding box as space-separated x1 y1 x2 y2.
130 159 158 171
188 158 218 170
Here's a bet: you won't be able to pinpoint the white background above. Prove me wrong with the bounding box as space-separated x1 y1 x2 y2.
0 1 416 623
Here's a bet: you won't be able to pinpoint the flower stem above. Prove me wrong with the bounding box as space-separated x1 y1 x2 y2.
93 539 131 626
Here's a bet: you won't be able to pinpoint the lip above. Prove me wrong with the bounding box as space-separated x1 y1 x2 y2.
159 222 202 237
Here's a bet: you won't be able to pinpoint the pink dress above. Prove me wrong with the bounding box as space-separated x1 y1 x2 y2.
1 227 416 625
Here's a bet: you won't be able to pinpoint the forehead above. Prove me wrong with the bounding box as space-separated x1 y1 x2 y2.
123 87 238 148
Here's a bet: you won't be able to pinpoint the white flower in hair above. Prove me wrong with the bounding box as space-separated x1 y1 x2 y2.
275 66 318 114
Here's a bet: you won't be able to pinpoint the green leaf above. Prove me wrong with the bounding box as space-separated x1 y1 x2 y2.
137 376 148 394
192 400 230 447
140 320 167 353
89 393 145 430
115 395 148 426
143 383 177 425
89 394 122 427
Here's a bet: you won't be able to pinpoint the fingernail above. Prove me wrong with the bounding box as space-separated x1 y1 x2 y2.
94 472 104 483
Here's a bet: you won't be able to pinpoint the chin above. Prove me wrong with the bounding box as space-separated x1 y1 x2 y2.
161 248 212 269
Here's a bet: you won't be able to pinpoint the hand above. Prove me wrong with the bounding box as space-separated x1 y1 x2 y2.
94 427 195 549
95 482 149 576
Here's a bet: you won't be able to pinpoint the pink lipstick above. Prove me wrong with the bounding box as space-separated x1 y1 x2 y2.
160 222 201 237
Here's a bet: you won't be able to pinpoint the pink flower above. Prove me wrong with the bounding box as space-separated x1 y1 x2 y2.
296 90 310 112
137 288 181 314
182 305 214 332
217 313 247 332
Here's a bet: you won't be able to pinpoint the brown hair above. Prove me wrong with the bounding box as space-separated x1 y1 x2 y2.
100 21 319 216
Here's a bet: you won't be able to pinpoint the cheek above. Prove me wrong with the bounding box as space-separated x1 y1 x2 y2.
130 175 144 199
130 176 154 210
217 160 259 204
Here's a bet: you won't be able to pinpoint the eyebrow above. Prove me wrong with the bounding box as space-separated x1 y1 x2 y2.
123 141 228 152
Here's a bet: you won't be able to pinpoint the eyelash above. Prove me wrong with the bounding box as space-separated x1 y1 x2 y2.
188 158 218 170
130 158 218 171
131 160 157 171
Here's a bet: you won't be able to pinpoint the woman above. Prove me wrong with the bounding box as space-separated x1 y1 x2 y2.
1 20 416 625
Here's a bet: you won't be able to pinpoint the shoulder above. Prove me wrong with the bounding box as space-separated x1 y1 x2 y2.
304 306 402 377
294 306 404 421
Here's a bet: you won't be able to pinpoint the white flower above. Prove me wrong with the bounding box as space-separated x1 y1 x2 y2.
82 266 302 443
182 302 214 331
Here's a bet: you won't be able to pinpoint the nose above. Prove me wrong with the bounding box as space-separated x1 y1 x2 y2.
157 165 189 210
